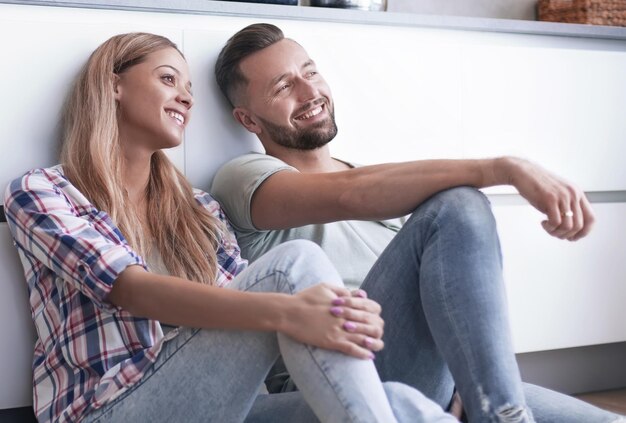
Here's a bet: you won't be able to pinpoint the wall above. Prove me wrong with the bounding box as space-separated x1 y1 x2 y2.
0 0 625 409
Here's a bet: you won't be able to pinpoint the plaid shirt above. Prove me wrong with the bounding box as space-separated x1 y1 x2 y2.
4 165 247 423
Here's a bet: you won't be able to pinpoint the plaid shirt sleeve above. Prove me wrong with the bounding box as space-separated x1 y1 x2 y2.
4 168 144 311
194 188 248 286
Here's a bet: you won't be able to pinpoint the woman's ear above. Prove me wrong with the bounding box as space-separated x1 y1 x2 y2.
233 107 261 135
112 74 122 100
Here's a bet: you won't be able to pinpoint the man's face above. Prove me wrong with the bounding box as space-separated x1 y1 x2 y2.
237 39 337 150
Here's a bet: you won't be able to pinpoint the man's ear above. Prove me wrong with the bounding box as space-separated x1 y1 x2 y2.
233 107 261 135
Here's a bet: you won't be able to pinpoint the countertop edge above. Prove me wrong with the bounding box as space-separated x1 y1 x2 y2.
1 0 626 40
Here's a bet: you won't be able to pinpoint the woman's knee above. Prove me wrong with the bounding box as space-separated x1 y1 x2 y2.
258 240 344 292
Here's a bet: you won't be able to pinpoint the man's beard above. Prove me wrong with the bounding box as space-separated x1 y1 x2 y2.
259 102 338 151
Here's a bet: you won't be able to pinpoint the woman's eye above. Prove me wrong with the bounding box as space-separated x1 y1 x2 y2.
162 74 175 84
306 71 318 78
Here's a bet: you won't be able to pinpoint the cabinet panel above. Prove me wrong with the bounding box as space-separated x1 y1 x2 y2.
493 201 626 353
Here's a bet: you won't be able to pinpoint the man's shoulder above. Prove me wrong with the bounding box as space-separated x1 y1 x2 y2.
211 153 296 234
216 152 293 177
212 152 296 199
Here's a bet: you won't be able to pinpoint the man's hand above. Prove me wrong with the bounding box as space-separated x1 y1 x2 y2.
496 157 595 241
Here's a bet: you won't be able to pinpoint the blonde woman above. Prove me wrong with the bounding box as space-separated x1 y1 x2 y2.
3 33 456 423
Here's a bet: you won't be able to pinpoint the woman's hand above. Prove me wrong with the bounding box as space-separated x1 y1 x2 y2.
280 284 384 359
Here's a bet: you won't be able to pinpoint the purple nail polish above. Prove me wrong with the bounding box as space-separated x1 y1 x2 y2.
364 337 373 347
330 306 343 316
369 352 376 360
332 298 345 306
355 290 367 298
343 321 357 331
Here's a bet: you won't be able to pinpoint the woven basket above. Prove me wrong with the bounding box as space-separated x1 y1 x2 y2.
538 0 626 27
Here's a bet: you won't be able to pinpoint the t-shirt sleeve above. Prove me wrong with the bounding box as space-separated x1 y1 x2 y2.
211 154 296 232
3 170 144 311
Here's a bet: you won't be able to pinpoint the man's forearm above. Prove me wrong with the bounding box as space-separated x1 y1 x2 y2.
252 155 592 242
336 157 511 220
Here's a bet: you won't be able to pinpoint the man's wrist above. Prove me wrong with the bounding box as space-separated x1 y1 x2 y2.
492 156 519 187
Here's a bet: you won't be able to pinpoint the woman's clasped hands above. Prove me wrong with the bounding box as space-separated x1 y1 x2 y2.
282 283 384 360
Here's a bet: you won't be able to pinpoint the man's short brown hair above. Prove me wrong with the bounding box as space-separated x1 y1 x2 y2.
215 23 285 107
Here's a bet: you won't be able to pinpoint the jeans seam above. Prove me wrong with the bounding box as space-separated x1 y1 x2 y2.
304 344 360 423
280 269 360 423
431 217 487 415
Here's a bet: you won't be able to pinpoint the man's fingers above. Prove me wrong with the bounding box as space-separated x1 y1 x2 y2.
542 192 594 241
570 197 595 241
543 201 563 234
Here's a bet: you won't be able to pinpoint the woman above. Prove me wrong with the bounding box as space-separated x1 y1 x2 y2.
3 33 455 422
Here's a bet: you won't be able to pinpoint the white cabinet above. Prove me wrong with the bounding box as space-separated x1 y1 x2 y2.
492 202 626 353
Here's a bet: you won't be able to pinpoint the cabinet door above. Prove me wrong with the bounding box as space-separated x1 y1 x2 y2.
492 201 626 353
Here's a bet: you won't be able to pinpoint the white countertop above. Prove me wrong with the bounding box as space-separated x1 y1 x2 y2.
2 0 626 40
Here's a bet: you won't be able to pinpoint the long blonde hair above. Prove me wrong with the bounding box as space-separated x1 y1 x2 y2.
60 32 224 284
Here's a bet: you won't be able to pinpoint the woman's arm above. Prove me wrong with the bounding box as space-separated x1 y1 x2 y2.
109 266 384 359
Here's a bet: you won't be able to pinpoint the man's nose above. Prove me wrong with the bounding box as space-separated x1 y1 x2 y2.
296 77 318 102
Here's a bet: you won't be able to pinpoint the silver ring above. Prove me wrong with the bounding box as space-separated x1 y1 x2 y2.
562 210 574 218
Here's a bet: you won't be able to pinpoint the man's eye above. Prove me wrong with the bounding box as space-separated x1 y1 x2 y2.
277 84 291 93
306 71 318 78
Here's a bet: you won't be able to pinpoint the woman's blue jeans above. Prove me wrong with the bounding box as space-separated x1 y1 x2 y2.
82 240 456 423
361 186 622 422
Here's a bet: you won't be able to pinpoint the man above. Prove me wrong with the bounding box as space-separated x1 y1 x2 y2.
211 23 618 422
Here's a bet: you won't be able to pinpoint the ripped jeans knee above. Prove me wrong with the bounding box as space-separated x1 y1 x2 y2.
478 386 535 423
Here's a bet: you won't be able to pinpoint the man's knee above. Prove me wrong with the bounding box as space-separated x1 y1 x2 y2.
420 187 495 231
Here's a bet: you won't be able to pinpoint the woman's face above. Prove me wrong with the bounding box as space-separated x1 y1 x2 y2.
114 47 193 155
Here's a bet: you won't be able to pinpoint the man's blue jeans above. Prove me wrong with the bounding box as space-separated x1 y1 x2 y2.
82 240 455 422
362 186 621 422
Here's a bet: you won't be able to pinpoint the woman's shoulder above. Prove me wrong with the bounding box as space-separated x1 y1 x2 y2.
192 188 224 218
5 165 66 199
4 165 94 220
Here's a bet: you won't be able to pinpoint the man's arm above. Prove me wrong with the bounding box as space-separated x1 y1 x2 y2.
251 156 594 241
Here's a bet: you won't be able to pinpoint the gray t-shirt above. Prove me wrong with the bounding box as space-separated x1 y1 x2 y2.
211 153 403 290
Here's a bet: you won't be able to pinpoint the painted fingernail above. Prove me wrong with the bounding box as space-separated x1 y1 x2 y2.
343 321 357 331
369 352 376 360
364 337 373 347
332 298 346 306
354 290 367 298
330 306 343 316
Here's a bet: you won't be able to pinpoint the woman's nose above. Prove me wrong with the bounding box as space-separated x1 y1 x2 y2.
178 88 194 109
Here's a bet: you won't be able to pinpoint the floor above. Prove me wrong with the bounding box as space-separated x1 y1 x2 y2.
576 388 626 416
2 388 625 422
